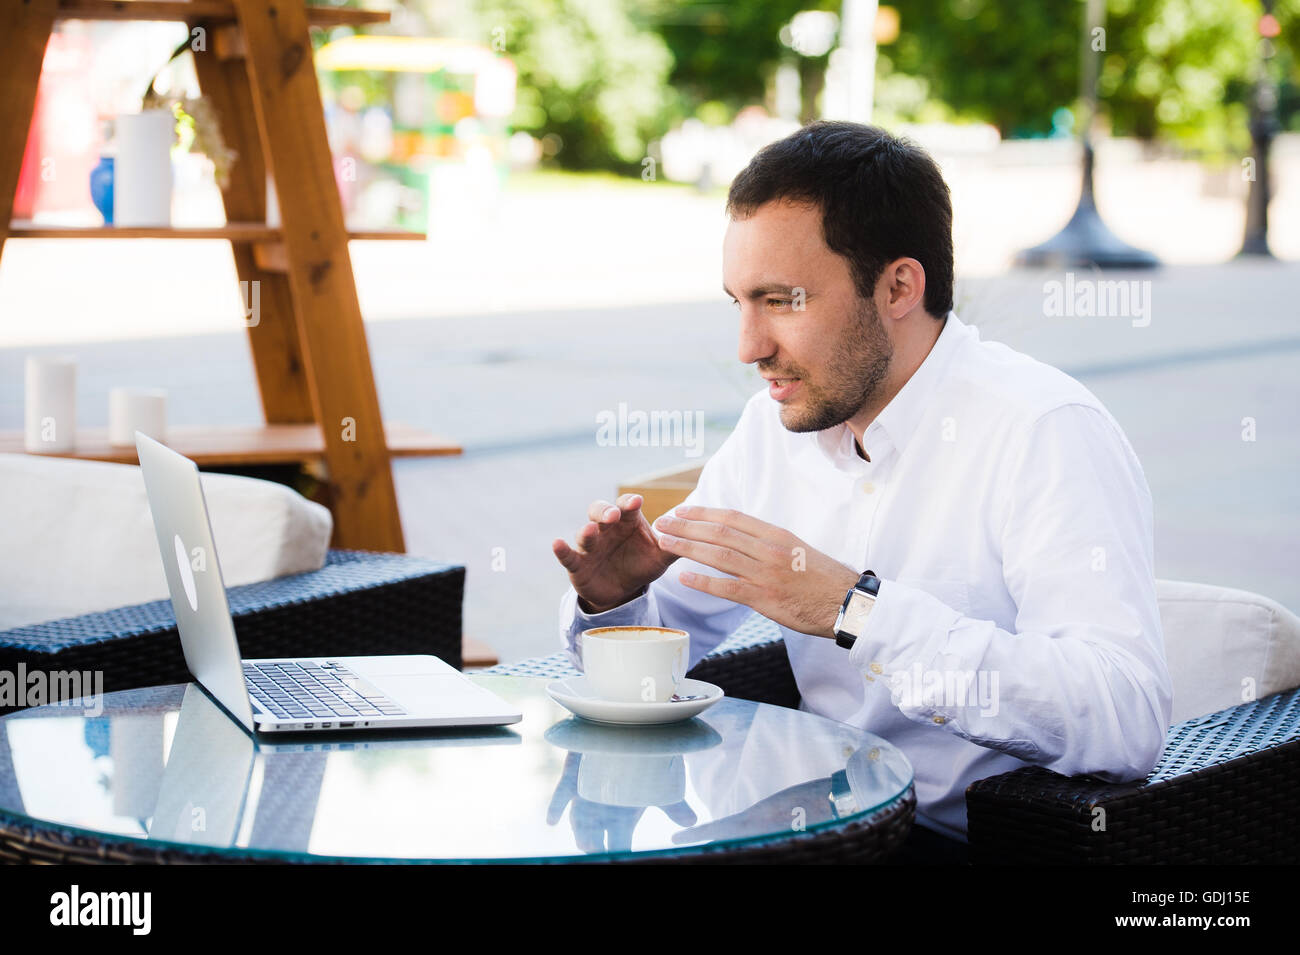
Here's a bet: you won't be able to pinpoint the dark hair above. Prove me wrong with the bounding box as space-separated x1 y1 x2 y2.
726 121 953 318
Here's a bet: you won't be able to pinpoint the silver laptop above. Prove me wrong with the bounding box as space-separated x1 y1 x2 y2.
135 432 522 734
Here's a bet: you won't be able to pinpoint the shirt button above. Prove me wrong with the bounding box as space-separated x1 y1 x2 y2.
932 716 947 725
861 482 875 494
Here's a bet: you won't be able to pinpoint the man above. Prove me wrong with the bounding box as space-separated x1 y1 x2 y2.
551 121 1172 858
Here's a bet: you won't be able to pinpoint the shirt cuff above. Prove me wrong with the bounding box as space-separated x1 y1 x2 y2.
845 578 963 717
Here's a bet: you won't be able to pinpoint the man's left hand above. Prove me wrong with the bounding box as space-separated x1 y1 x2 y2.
652 506 860 639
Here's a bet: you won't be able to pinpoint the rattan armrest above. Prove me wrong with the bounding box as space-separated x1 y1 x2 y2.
0 549 465 712
687 633 801 708
680 613 800 708
965 686 1300 863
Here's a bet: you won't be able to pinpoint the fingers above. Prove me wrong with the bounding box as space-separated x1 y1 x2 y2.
658 532 759 578
557 496 649 574
667 505 775 539
552 537 580 572
586 494 644 525
653 511 765 564
575 521 602 550
678 569 750 605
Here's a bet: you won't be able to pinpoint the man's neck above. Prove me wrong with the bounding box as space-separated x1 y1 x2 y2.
846 313 946 451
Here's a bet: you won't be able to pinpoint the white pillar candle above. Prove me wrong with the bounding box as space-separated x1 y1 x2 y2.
109 387 167 447
114 110 173 227
24 355 77 453
266 173 281 227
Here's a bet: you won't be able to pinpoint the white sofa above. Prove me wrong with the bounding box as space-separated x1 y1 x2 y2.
0 452 332 632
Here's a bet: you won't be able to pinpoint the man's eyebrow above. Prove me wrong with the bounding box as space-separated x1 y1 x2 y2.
723 283 801 300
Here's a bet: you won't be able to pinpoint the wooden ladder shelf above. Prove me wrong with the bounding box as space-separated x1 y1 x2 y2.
0 0 463 552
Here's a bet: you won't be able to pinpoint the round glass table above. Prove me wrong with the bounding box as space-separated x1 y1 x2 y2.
0 676 915 864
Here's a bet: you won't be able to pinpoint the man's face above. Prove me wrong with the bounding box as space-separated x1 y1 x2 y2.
722 199 893 433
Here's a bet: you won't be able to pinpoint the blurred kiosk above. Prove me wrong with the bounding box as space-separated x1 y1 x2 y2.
315 35 517 234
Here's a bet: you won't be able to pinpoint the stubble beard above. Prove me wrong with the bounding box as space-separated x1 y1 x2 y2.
771 296 894 434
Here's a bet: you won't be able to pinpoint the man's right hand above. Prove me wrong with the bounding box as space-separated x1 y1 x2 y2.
551 493 679 614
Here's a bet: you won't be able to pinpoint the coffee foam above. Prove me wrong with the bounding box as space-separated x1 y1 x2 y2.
584 627 686 642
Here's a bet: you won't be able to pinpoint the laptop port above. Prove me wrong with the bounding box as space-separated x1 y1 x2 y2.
339 722 355 728
320 722 331 728
303 723 314 729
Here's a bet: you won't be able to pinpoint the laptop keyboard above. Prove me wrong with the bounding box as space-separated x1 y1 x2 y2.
243 660 406 722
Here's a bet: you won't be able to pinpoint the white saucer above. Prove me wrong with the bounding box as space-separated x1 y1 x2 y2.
546 677 724 726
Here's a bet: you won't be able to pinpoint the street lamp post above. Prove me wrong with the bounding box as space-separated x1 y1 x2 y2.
1238 0 1280 258
1015 0 1158 269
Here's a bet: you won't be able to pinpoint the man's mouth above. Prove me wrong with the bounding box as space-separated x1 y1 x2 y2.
765 377 801 400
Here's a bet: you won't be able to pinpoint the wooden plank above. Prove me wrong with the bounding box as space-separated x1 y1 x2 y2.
7 222 424 240
9 221 278 240
0 1 58 262
56 1 390 26
0 423 462 467
461 636 500 669
192 38 314 425
233 0 405 552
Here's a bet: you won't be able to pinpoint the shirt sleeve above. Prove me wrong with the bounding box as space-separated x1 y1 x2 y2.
560 396 765 672
846 403 1173 781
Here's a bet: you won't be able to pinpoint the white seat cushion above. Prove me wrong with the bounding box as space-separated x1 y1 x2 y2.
0 452 332 631
1159 578 1300 725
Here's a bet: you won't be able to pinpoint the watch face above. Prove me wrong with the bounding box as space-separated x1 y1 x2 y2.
841 591 874 636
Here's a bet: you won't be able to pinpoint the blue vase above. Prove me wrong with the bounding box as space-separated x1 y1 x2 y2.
89 155 114 225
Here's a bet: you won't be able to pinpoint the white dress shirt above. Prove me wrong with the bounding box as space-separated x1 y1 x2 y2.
559 311 1173 840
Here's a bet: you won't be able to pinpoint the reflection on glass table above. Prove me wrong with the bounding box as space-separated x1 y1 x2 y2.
0 675 914 863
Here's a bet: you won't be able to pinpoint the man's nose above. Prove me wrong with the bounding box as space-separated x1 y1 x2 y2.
737 307 775 366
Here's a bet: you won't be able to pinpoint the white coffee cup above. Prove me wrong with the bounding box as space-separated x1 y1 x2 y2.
579 626 689 703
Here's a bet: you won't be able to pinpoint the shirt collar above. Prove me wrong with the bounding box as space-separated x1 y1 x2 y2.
807 310 971 471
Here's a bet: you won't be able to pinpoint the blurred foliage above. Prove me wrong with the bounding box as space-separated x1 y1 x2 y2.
887 0 1299 155
462 0 676 169
651 0 836 113
392 0 1298 169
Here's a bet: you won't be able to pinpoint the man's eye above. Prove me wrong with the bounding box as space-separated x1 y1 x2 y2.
766 298 792 310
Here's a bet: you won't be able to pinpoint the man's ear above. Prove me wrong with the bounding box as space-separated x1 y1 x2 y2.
880 257 927 320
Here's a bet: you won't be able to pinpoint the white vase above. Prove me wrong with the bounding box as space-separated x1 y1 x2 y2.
114 110 173 227
24 355 77 453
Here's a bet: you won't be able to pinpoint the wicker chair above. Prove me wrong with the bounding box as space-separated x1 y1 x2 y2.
668 617 1300 864
0 549 465 715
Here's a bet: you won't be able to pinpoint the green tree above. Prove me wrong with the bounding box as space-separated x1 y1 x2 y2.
652 0 838 118
886 0 1298 154
469 0 676 169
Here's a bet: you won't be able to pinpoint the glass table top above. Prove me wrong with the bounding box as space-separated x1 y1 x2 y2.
0 676 913 862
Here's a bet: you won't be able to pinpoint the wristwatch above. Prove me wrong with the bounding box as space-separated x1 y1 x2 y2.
833 570 880 650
